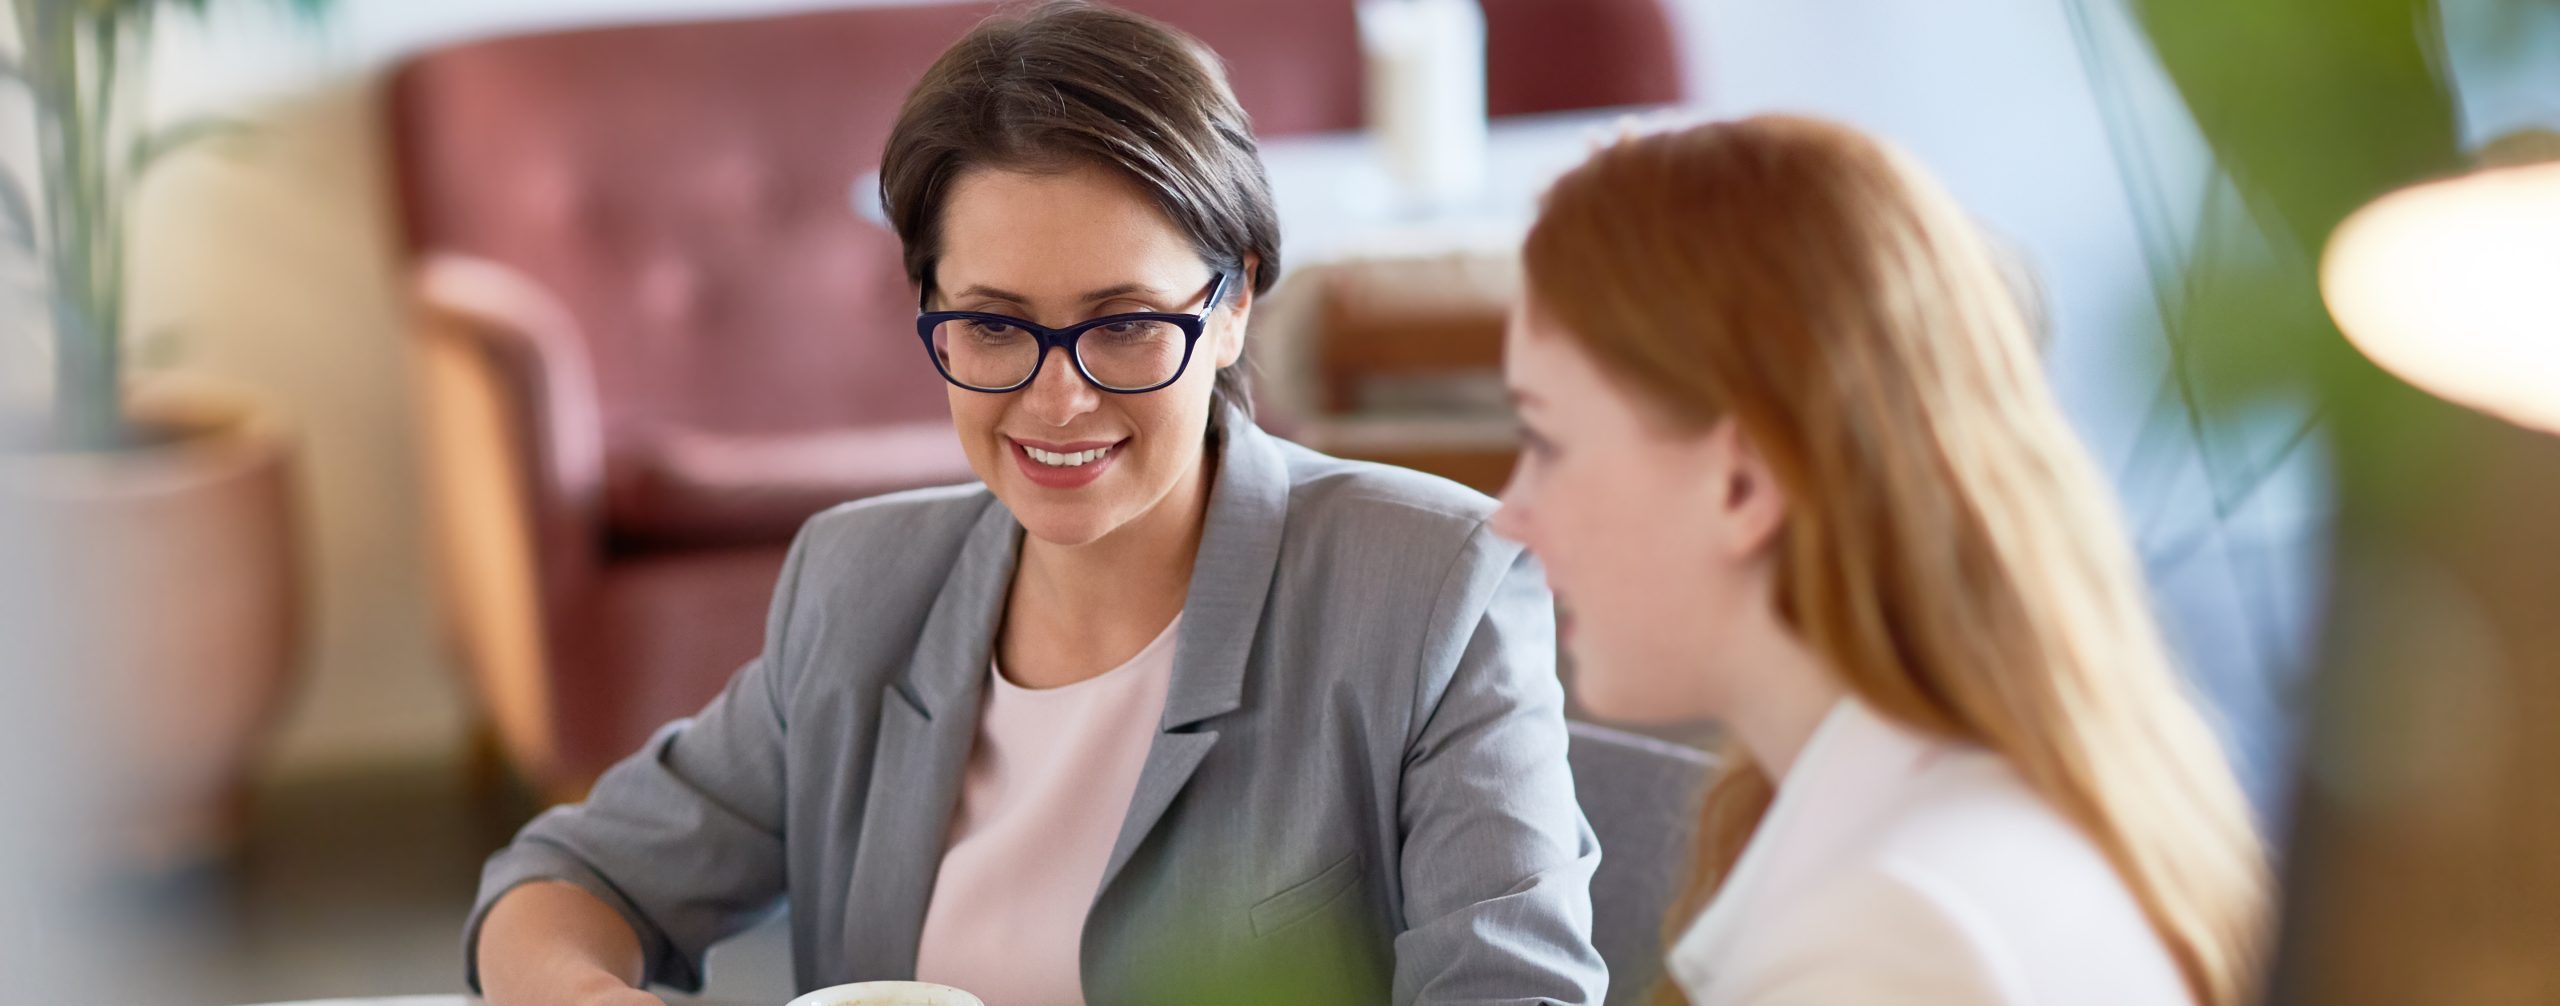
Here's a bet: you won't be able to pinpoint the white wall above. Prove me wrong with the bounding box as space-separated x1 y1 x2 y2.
123 84 438 777
2441 0 2560 147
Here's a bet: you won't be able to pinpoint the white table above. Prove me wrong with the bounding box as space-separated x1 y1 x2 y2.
239 996 766 1005
238 998 470 1006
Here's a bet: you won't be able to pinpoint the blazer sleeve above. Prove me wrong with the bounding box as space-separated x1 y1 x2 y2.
1390 530 1609 1005
459 524 815 995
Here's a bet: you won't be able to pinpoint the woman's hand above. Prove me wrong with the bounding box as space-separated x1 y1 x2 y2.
477 881 660 1006
578 986 670 1006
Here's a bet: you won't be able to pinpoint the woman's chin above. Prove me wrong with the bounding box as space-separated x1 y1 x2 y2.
1569 660 1690 726
1009 500 1122 548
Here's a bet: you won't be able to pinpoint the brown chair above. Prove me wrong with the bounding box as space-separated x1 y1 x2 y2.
393 4 1003 799
392 0 1683 800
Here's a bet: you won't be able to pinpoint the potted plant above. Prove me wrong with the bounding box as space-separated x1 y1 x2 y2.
3 0 328 870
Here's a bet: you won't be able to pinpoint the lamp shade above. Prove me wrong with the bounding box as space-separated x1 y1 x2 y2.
2320 158 2560 435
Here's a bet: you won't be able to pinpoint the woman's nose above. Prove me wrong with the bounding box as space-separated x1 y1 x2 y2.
1019 346 1100 426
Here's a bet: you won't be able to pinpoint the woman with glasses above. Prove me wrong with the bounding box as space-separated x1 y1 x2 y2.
463 5 1605 1005
1491 117 2268 1006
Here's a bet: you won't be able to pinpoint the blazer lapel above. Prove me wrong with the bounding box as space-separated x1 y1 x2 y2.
838 498 1019 982
1095 404 1291 899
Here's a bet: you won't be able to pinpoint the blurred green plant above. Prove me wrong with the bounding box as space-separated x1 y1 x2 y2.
2069 0 2560 517
2061 0 2468 528
2081 2 2560 1002
3 0 331 450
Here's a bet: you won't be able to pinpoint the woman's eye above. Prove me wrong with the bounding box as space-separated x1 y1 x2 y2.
1520 426 1558 459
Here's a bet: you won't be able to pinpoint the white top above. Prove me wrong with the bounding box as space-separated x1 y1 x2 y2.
911 614 1182 1006
1667 698 2194 1005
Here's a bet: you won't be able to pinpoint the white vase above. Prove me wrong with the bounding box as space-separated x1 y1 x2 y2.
1 376 303 871
1358 0 1489 211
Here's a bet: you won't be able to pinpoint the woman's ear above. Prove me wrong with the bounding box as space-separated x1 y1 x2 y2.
1710 418 1790 558
1232 252 1259 313
1213 252 1259 368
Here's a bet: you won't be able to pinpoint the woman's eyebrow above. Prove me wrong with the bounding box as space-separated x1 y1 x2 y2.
954 281 1167 305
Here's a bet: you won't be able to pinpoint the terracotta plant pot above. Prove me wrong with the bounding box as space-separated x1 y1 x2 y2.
0 377 302 870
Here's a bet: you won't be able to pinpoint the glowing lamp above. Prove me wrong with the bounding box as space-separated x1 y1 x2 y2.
2321 138 2560 435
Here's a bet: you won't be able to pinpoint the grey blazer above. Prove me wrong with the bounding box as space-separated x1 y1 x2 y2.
465 405 1606 1004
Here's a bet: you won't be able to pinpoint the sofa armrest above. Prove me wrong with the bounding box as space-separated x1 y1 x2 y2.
411 253 605 789
606 422 974 548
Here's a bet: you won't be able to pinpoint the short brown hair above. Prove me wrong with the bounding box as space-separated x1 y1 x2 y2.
879 0 1279 413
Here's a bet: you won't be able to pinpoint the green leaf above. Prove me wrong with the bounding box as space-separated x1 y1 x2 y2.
0 169 36 255
128 116 254 179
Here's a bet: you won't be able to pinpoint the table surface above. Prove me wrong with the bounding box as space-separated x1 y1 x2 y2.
237 998 471 1006
239 997 775 1006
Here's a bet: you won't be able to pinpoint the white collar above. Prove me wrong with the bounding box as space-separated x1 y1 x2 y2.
1667 697 1948 995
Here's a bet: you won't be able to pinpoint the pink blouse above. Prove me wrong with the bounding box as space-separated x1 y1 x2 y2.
910 614 1182 1006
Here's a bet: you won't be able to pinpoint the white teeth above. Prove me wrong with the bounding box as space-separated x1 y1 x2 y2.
1024 443 1113 468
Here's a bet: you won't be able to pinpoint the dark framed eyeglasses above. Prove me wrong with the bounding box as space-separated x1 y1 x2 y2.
916 272 1232 394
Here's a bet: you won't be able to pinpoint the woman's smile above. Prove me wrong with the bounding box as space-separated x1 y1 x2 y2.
1007 434 1129 490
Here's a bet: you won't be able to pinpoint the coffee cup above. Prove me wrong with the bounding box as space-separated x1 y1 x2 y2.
783 980 985 1006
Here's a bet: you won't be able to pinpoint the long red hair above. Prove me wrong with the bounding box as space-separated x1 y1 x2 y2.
1523 116 2269 1006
